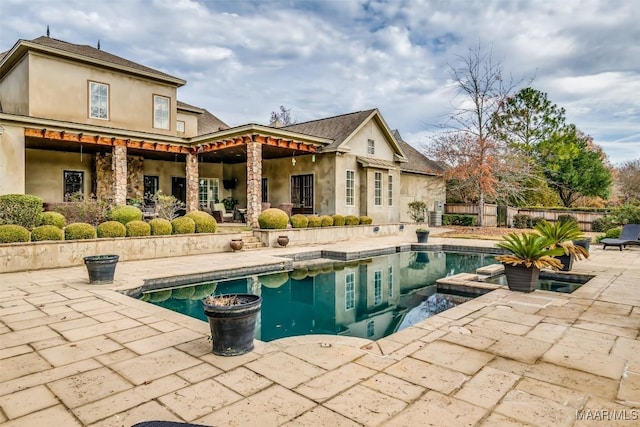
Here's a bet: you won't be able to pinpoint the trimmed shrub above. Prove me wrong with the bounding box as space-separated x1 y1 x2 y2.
97 221 127 238
126 220 151 237
150 218 172 236
344 215 360 226
531 217 546 227
171 217 196 234
290 214 309 228
359 216 373 225
31 225 64 241
108 205 143 225
40 211 66 229
331 214 345 226
320 215 334 227
513 214 532 229
442 214 477 226
0 224 31 243
64 223 96 240
0 194 43 229
258 208 289 229
185 211 217 233
307 215 322 227
557 214 578 225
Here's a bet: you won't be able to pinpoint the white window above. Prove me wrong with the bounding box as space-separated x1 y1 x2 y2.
388 266 393 297
367 139 375 155
89 81 109 120
374 270 382 305
198 178 219 210
176 120 185 133
374 172 382 206
388 175 393 206
154 95 170 129
346 170 355 206
345 272 355 310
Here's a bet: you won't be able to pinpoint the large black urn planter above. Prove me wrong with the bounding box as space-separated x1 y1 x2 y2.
556 254 574 271
83 255 119 284
503 264 539 293
202 294 261 356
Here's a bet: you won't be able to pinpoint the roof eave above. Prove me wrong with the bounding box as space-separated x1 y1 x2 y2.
190 123 333 146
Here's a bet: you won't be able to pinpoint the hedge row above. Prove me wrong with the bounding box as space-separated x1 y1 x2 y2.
286 213 372 229
0 210 218 243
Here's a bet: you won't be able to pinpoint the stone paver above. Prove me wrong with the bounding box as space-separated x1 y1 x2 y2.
1 234 638 426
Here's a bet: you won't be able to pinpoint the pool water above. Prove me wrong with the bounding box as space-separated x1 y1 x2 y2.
141 251 497 342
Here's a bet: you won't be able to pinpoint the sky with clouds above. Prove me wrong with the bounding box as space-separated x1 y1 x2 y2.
1 0 638 165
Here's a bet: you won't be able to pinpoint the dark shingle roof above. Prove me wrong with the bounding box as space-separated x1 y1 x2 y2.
177 100 229 135
282 109 376 149
393 130 445 176
3 36 183 85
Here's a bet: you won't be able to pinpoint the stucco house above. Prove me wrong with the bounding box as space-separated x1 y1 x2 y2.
0 35 444 226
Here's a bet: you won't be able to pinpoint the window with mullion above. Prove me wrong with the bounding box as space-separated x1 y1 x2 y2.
89 81 109 120
388 175 393 206
154 95 170 129
346 170 354 206
374 270 382 305
388 266 393 297
345 272 355 310
198 178 219 209
374 172 382 206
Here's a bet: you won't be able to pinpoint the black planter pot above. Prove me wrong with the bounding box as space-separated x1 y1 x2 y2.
503 264 539 293
574 238 591 253
83 255 119 284
556 253 574 271
202 294 261 356
416 230 430 243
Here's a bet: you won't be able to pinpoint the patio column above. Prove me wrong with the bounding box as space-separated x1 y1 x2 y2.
185 152 199 212
112 145 127 205
246 140 262 227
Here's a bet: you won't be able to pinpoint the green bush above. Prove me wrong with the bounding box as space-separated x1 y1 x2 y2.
40 211 66 229
0 224 31 243
557 214 578 225
171 217 196 234
513 214 532 229
604 227 622 239
185 211 217 233
344 215 360 225
307 215 322 227
609 204 640 225
31 225 64 241
531 217 546 227
359 216 373 225
150 218 172 235
108 205 143 225
591 217 614 232
332 214 345 226
0 194 43 229
97 221 127 238
258 208 289 229
290 214 309 228
320 215 334 227
442 214 477 226
126 220 151 237
64 223 96 240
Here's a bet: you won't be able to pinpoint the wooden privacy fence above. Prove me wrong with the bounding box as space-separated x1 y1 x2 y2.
445 204 607 231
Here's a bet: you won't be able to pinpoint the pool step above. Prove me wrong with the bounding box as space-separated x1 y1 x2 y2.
239 233 265 250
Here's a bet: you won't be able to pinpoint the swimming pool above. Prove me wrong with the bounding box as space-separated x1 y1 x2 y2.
140 251 497 341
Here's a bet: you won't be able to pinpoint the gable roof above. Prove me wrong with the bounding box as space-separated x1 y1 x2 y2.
392 130 445 176
282 109 407 160
0 36 185 86
177 101 230 135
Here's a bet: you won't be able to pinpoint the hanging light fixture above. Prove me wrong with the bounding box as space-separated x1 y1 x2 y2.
311 154 316 163
291 153 296 166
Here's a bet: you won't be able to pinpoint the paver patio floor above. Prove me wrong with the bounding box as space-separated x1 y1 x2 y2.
1 233 638 426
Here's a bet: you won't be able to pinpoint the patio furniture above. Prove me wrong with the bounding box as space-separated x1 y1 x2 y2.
142 204 158 220
212 202 233 222
278 202 293 217
601 224 640 251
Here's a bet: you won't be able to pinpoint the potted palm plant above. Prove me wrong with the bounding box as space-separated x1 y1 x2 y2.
202 294 261 356
534 220 589 271
496 233 564 292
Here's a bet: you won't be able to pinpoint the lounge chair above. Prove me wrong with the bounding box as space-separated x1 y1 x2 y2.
601 224 640 251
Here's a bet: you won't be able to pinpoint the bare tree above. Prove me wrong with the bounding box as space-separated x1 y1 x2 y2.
615 159 640 203
425 45 518 225
269 105 295 127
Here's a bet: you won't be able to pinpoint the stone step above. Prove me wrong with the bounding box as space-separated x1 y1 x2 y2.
242 242 265 250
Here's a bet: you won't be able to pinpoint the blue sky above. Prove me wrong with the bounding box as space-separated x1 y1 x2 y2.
1 0 638 165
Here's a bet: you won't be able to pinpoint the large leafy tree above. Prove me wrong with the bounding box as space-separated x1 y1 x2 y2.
537 128 612 206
